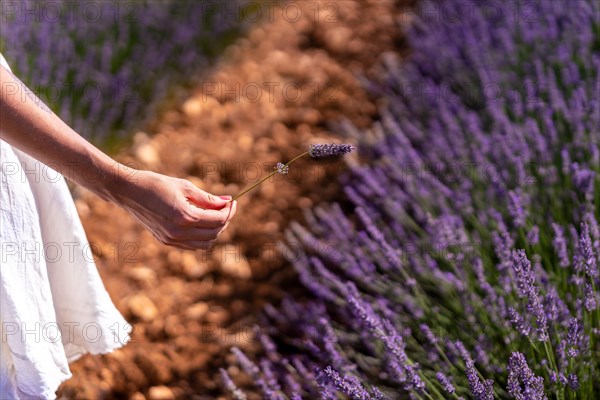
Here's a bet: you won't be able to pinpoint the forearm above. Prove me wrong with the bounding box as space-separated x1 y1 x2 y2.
0 65 133 201
0 65 236 250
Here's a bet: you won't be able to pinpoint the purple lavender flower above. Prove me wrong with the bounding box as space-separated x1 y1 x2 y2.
579 222 598 279
465 361 494 400
584 283 598 312
552 223 570 268
370 386 388 399
583 212 600 245
526 225 540 245
453 340 473 365
420 324 438 345
220 368 248 400
507 190 528 228
566 347 578 359
436 372 456 394
308 143 356 158
543 287 570 324
558 373 568 386
232 347 260 377
507 352 547 400
510 251 535 298
260 360 282 393
567 318 580 348
275 162 289 175
510 250 549 341
571 164 596 198
231 347 285 400
323 366 371 400
567 374 579 391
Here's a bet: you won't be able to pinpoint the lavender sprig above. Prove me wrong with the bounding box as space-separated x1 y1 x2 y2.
230 144 355 202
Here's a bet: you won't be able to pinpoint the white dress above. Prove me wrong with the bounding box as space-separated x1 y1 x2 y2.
0 53 131 399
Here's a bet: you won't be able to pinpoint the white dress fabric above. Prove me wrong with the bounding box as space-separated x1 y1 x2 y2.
0 53 131 399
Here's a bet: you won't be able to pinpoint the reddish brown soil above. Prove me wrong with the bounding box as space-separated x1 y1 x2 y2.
58 1 411 399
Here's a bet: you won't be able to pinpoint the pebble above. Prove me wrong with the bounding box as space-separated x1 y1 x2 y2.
135 143 160 167
100 368 113 386
218 245 252 279
298 196 313 209
167 250 181 264
180 252 209 279
213 282 233 297
237 132 254 151
148 386 175 400
131 132 160 167
126 266 157 286
127 294 159 321
183 262 209 280
185 302 209 320
164 315 184 337
205 307 228 324
182 97 203 118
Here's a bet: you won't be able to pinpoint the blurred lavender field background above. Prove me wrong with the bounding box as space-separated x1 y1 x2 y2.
224 0 600 399
0 0 254 149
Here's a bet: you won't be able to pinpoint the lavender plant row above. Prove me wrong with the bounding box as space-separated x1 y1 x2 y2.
224 0 600 399
0 0 251 147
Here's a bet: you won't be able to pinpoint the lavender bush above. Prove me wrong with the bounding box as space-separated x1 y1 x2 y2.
0 0 252 148
224 0 599 399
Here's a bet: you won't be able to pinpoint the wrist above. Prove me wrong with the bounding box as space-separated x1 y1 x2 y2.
82 156 141 204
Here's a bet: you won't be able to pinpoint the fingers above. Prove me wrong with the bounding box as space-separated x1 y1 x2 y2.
188 200 237 229
178 225 229 242
159 224 228 250
164 200 235 250
163 240 217 251
179 240 217 251
186 184 232 210
164 222 232 249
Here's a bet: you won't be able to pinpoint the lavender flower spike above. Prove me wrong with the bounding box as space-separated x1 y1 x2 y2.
465 361 494 400
436 371 456 394
324 366 371 399
566 322 580 357
308 143 356 158
579 222 598 279
567 374 580 391
507 352 547 400
220 368 248 400
584 283 598 312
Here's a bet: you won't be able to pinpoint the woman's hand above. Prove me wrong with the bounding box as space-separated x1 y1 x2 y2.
112 170 236 250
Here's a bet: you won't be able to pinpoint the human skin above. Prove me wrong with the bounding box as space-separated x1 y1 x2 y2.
0 65 236 250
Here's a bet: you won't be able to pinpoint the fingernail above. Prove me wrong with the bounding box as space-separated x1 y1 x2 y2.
219 195 232 200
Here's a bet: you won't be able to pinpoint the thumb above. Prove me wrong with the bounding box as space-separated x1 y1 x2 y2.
187 188 231 210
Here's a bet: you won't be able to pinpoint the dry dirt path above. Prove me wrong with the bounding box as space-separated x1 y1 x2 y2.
58 1 411 398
